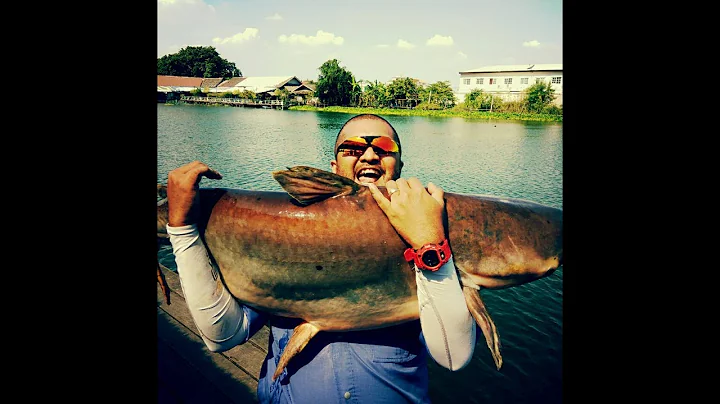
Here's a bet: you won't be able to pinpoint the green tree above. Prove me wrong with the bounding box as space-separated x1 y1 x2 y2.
387 77 420 107
315 59 354 106
524 82 556 112
464 89 495 110
419 81 456 109
157 46 241 79
239 90 256 100
274 88 291 104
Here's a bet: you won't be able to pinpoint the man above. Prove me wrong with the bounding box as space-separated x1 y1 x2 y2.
166 114 477 403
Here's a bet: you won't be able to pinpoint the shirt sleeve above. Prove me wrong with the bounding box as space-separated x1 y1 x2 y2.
167 223 267 352
415 256 476 370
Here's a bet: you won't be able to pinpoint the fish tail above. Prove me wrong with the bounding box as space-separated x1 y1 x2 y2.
272 166 361 206
462 286 503 370
273 322 321 380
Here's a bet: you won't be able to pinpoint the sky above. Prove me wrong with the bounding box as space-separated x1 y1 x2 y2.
157 0 562 89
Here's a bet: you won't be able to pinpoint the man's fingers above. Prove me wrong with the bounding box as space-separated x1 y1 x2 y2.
186 164 222 185
395 178 411 193
176 161 222 179
366 183 392 213
427 182 445 205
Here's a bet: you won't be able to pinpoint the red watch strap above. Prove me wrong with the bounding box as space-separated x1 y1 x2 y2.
404 239 452 271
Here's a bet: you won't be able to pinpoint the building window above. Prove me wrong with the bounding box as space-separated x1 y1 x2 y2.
521 78 528 84
504 78 512 84
551 76 562 84
536 77 545 83
476 78 483 84
463 78 470 85
489 78 495 85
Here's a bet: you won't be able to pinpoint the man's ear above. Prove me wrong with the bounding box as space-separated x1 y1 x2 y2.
330 160 338 174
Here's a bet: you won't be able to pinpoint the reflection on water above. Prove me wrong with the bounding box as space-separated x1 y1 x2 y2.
157 104 563 404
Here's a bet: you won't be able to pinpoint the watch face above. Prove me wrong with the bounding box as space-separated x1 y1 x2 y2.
421 250 440 267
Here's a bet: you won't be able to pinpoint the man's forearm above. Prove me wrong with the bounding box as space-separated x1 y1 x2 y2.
167 224 252 352
416 256 476 370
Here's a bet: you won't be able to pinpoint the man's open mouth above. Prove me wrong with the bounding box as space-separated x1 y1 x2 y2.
356 168 382 183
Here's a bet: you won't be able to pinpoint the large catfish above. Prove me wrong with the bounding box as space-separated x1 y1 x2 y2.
156 166 563 380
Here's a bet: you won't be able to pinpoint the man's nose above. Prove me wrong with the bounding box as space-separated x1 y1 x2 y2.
359 146 379 162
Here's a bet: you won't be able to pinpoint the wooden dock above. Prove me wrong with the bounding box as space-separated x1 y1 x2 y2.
157 264 267 403
180 96 286 109
156 264 490 403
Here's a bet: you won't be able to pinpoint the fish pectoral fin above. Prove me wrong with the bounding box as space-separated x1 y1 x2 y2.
462 286 503 370
272 166 361 206
458 270 480 290
273 322 321 381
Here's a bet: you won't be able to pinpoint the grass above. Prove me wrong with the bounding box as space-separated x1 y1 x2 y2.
288 105 562 123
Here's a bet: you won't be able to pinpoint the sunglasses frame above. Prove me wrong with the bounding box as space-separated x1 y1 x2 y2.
335 136 400 157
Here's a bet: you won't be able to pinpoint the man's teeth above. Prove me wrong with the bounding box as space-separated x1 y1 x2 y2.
358 169 380 177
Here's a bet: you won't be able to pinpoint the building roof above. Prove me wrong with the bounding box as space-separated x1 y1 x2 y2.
217 77 247 87
157 75 204 87
227 76 303 93
459 64 562 74
200 78 224 88
285 83 315 94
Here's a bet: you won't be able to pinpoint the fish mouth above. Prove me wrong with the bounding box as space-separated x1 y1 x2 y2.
355 167 383 184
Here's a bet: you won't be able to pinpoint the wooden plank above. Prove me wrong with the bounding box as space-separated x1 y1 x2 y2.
157 266 270 403
158 309 259 403
157 334 235 404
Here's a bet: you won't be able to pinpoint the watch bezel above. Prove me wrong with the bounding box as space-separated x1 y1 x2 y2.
404 239 451 271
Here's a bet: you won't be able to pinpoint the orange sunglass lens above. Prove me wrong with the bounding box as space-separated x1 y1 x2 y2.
342 136 399 153
369 136 399 153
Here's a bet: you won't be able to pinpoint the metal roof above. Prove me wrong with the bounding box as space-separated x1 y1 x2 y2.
459 64 562 74
228 76 302 93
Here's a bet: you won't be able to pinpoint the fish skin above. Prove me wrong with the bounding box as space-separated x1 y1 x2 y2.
157 166 563 376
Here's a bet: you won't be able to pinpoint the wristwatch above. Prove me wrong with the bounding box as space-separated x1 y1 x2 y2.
404 239 452 271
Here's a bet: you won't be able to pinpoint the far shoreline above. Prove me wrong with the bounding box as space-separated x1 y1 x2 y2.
287 105 563 123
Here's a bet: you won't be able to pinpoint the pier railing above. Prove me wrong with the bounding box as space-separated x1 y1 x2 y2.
180 96 286 109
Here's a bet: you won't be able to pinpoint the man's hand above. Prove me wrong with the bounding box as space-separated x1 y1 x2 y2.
167 161 222 227
367 178 446 250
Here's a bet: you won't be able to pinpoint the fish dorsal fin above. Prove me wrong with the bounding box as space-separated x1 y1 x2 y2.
272 166 361 206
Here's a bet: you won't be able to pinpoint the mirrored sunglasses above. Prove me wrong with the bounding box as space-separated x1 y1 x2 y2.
336 136 400 157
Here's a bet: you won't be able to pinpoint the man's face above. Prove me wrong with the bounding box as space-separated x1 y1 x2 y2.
331 119 403 187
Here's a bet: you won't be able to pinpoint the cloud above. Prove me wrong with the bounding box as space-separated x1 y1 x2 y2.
426 34 454 46
278 30 344 45
457 51 467 58
523 40 541 47
266 13 283 20
397 39 415 49
212 28 259 45
158 0 205 5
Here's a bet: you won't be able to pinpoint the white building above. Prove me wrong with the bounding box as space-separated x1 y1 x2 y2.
456 64 562 105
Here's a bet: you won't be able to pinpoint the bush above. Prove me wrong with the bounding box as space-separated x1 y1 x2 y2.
542 104 563 115
496 100 527 113
524 82 556 112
